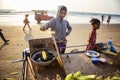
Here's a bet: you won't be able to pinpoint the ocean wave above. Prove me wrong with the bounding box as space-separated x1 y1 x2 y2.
0 9 120 24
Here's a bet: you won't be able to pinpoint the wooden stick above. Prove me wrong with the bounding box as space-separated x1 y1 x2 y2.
113 44 120 48
27 57 36 78
52 36 65 69
23 60 28 80
20 61 25 80
58 44 86 49
28 62 36 80
20 53 26 80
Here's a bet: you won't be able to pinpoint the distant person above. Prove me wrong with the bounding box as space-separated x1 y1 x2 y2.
40 5 72 54
0 28 9 44
101 15 104 24
107 15 111 26
23 14 31 31
86 18 101 52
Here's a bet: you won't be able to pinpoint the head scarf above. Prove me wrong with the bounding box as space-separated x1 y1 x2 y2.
56 5 67 18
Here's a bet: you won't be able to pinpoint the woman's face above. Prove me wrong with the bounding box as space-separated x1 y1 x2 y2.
59 10 66 19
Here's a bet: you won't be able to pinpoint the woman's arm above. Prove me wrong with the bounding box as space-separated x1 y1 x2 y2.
88 31 93 43
66 21 72 36
40 18 55 31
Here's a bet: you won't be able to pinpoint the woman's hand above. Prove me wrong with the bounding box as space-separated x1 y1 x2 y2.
40 27 46 31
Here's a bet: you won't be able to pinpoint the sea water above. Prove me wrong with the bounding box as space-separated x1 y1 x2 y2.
0 9 120 25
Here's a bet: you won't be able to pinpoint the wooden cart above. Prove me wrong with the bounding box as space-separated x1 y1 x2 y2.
20 37 120 80
21 37 66 80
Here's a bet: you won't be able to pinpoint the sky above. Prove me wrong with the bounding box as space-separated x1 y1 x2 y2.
0 0 120 15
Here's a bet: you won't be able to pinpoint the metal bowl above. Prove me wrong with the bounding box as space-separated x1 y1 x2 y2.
30 49 57 66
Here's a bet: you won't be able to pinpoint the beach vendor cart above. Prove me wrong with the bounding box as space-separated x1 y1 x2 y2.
33 10 53 24
20 37 120 80
20 37 66 80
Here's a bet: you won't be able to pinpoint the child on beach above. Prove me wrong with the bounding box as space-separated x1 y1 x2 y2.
86 18 101 52
23 14 31 31
40 5 72 54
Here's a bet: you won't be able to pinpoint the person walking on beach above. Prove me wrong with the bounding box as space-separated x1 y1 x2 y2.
40 5 72 54
101 15 104 24
107 15 111 26
86 18 101 52
0 28 9 44
23 14 31 31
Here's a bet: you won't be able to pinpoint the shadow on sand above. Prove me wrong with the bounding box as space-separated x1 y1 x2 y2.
23 30 33 42
0 43 9 50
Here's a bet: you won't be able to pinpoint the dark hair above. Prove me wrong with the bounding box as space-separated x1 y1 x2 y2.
60 6 67 12
25 14 29 17
90 18 100 25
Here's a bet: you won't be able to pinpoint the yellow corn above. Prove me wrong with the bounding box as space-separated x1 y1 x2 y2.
42 51 47 60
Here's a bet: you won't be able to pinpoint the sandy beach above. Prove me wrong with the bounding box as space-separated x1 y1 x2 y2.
0 23 120 79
